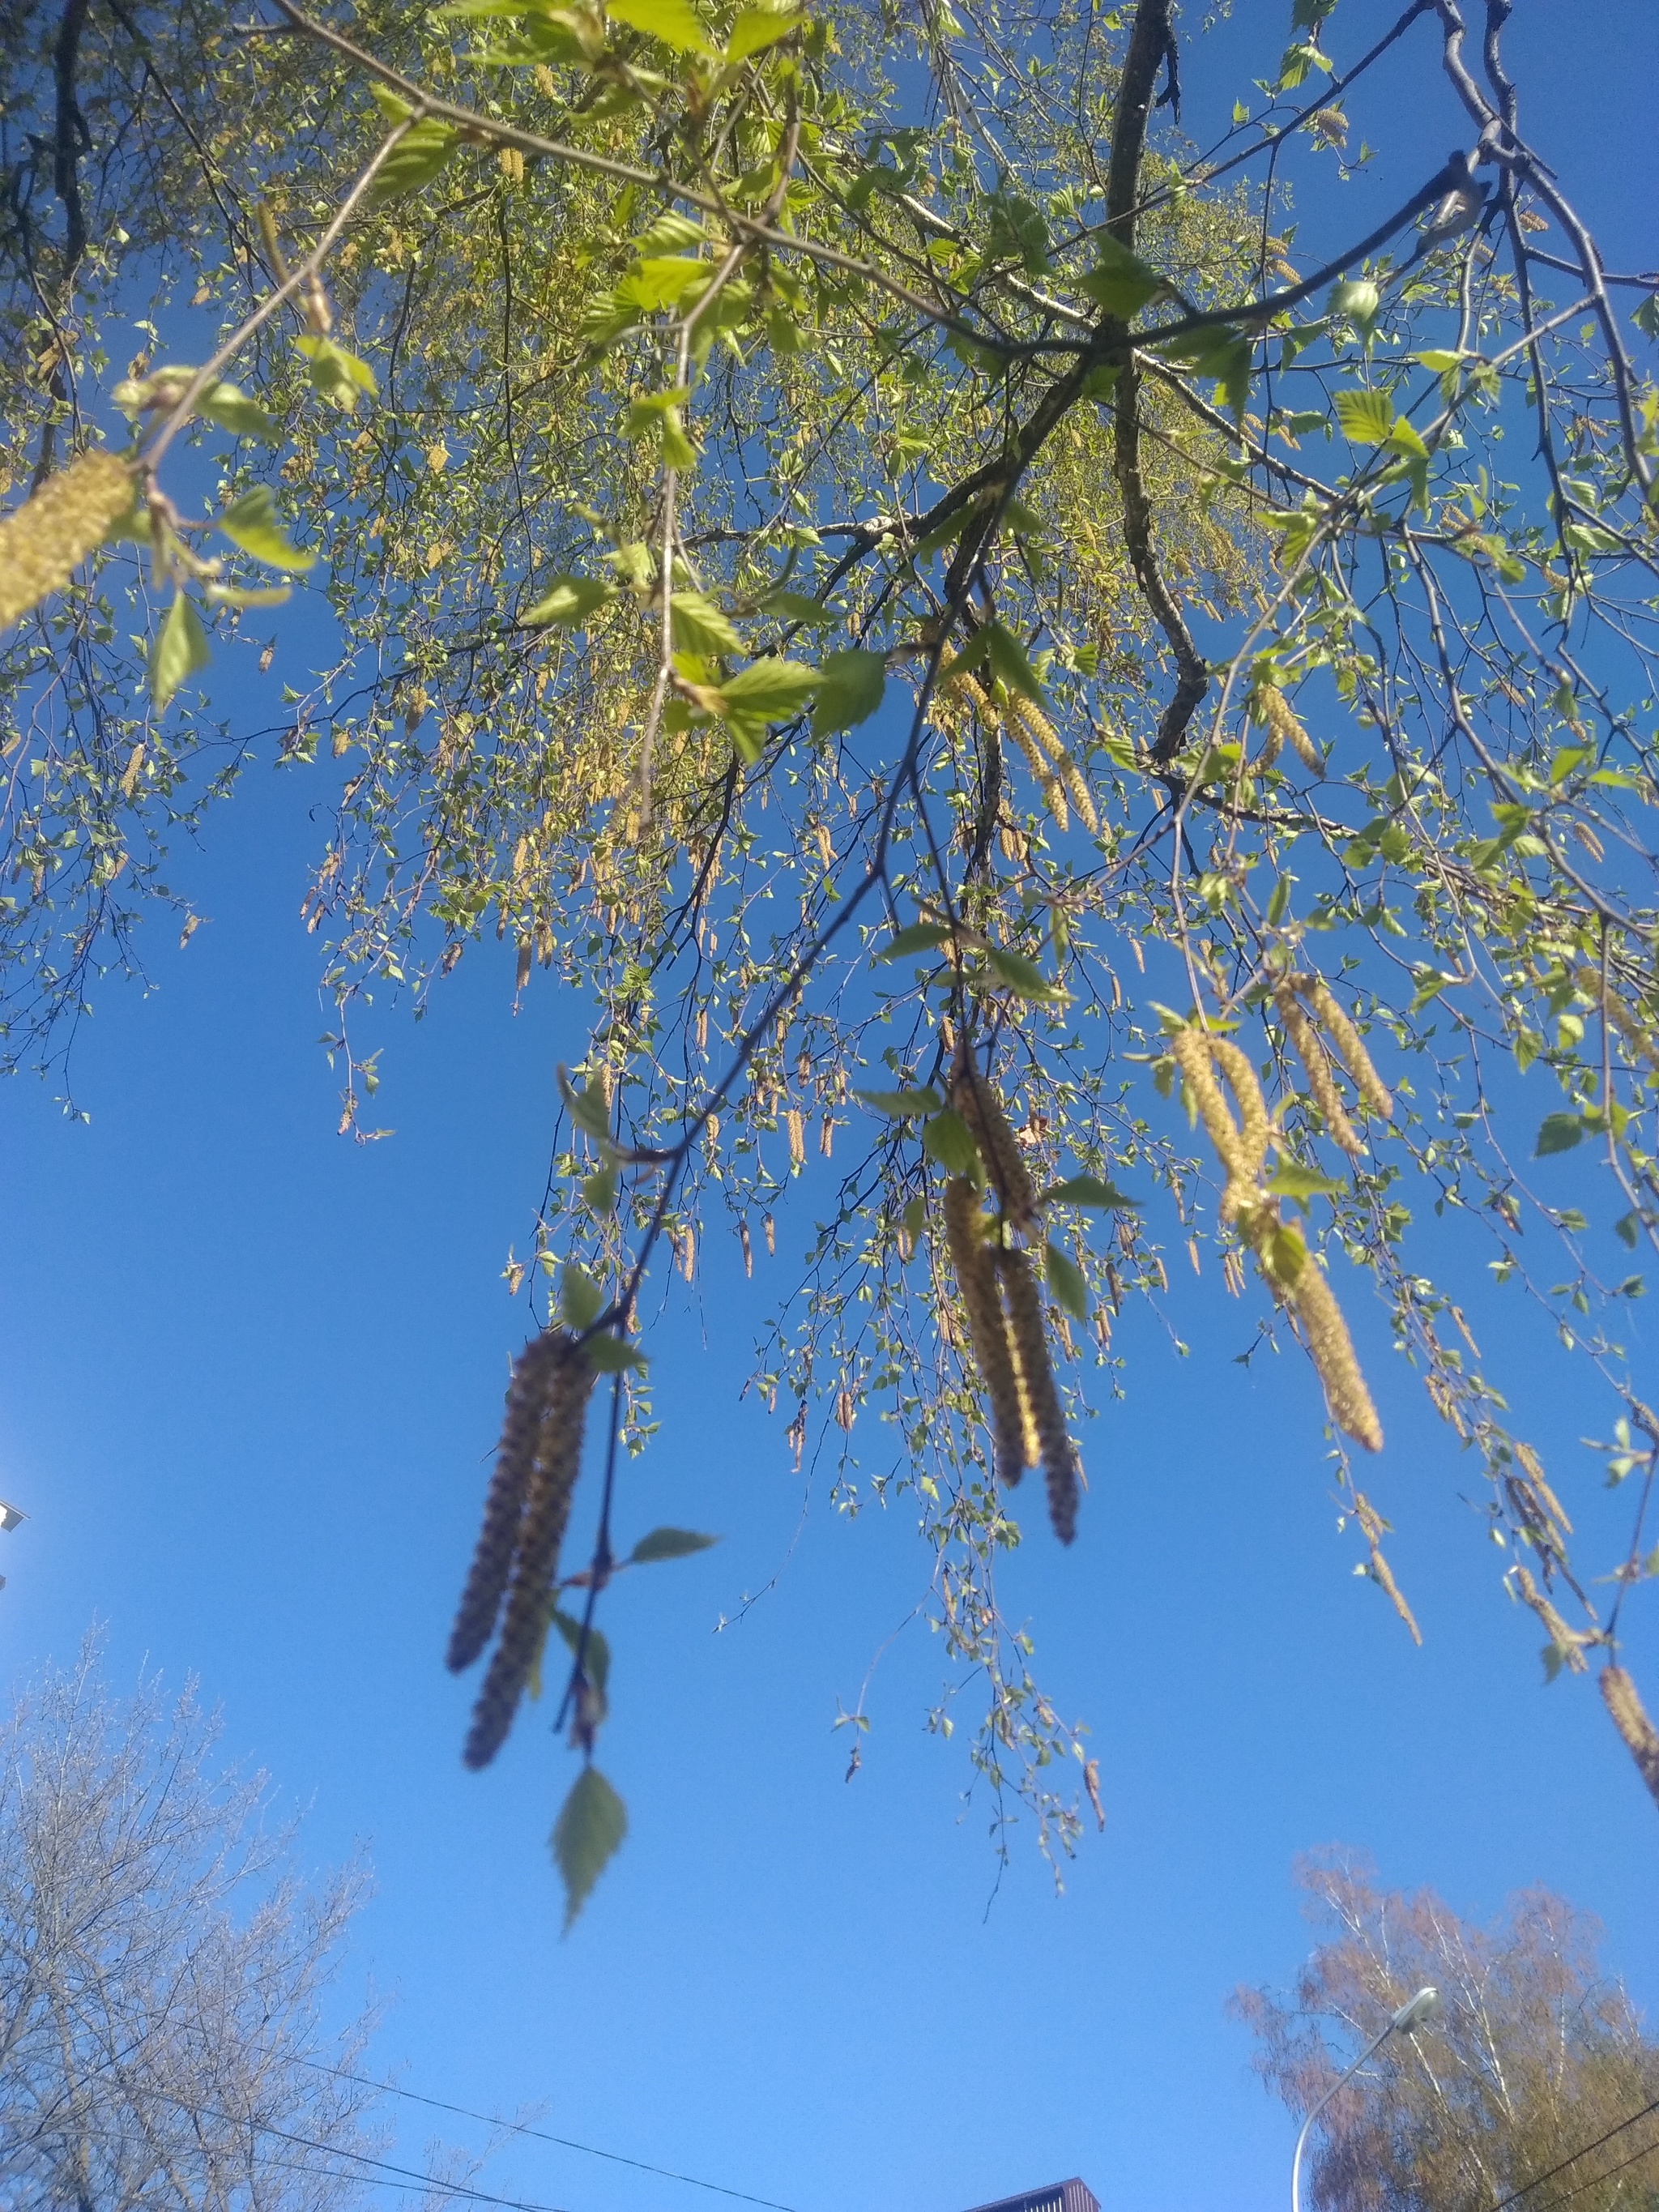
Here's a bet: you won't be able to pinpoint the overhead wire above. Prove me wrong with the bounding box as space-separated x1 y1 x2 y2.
1484 2097 1659 2212
296 2058 800 2212
1525 2129 1659 2212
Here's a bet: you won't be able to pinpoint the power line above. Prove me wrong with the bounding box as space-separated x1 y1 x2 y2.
1486 2098 1659 2212
1529 2130 1659 2212
298 2059 800 2212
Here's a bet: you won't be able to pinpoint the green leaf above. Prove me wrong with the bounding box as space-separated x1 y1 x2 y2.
559 1066 612 1138
369 118 460 206
922 1110 981 1179
759 587 837 626
217 485 317 570
854 1084 943 1116
606 0 715 51
551 1766 628 1932
582 1164 617 1212
671 591 744 656
876 923 953 963
716 650 818 720
633 211 706 254
198 380 279 438
561 1264 608 1330
1333 387 1397 444
983 620 1045 705
1077 235 1165 320
618 257 708 310
1267 1162 1347 1203
984 945 1064 998
203 581 292 609
1039 1173 1139 1210
549 1608 612 1694
1535 1112 1585 1156
812 647 886 736
1328 278 1380 338
1044 1241 1090 1321
1385 416 1430 459
727 3 799 58
149 593 211 710
629 1526 720 1564
585 1334 648 1372
295 336 377 412
522 574 617 625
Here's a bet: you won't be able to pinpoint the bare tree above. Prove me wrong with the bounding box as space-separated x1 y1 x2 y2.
1233 1851 1659 2212
0 1634 382 2212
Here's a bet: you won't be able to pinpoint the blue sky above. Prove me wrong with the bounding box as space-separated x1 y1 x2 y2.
2 6 1657 2212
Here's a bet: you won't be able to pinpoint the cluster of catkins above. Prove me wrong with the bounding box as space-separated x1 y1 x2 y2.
0 450 134 629
1172 980 1392 1454
446 1328 595 1767
941 1054 1081 1544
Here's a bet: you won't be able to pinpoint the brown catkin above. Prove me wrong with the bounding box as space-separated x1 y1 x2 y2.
1275 980 1363 1155
0 450 134 629
1307 978 1393 1119
1601 1666 1659 1810
997 1247 1079 1544
1171 1026 1251 1187
446 1329 565 1672
463 1334 595 1770
943 1176 1026 1485
1289 1250 1384 1452
952 1058 1038 1232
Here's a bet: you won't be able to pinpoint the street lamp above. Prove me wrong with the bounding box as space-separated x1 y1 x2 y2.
1290 1987 1439 2212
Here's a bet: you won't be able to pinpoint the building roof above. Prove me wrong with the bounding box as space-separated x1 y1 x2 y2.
959 2180 1100 2212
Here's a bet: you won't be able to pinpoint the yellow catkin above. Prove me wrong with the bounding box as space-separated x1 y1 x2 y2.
0 450 134 629
446 1330 566 1672
786 1108 805 1169
943 1176 1026 1485
1289 1251 1384 1452
1306 978 1393 1119
1171 1027 1251 1188
997 1247 1078 1544
1007 691 1098 832
1275 980 1363 1155
1515 1441 1573 1535
1259 684 1321 772
1353 1493 1422 1645
1514 1564 1588 1673
1601 1667 1659 1811
1208 1036 1270 1188
951 1057 1038 1232
463 1334 595 1770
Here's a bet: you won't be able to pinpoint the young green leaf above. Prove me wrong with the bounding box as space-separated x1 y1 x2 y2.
1266 1162 1347 1203
1044 1241 1090 1322
854 1085 943 1116
551 1766 628 1932
295 337 377 412
606 0 715 52
204 581 292 609
198 381 279 438
727 4 800 60
985 945 1063 998
522 575 617 626
1535 1112 1585 1156
559 1065 612 1139
671 591 744 656
561 1264 608 1330
628 1527 720 1564
369 117 459 206
1077 235 1166 320
549 1608 612 1694
218 485 317 570
875 922 953 963
1334 388 1397 445
758 587 837 626
922 1108 981 1176
149 594 211 710
983 620 1045 705
585 1334 648 1373
714 655 819 723
1039 1173 1140 1210
812 647 886 736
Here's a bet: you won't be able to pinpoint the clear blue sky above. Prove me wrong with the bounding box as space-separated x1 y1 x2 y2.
2 7 1655 2212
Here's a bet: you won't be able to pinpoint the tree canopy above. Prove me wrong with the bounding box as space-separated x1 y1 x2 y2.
3 0 1658 1919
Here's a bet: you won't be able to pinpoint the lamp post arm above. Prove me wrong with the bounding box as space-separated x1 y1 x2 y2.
1290 2023 1395 2212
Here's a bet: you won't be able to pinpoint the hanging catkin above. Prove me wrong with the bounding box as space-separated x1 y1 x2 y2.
943 1176 1026 1485
951 1055 1037 1232
1306 978 1393 1119
1286 1242 1384 1452
463 1331 595 1770
0 450 134 629
1600 1666 1659 1810
446 1329 565 1672
1274 980 1363 1155
997 1247 1078 1543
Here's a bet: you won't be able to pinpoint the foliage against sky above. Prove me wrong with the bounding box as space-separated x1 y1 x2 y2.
2 0 1658 1917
